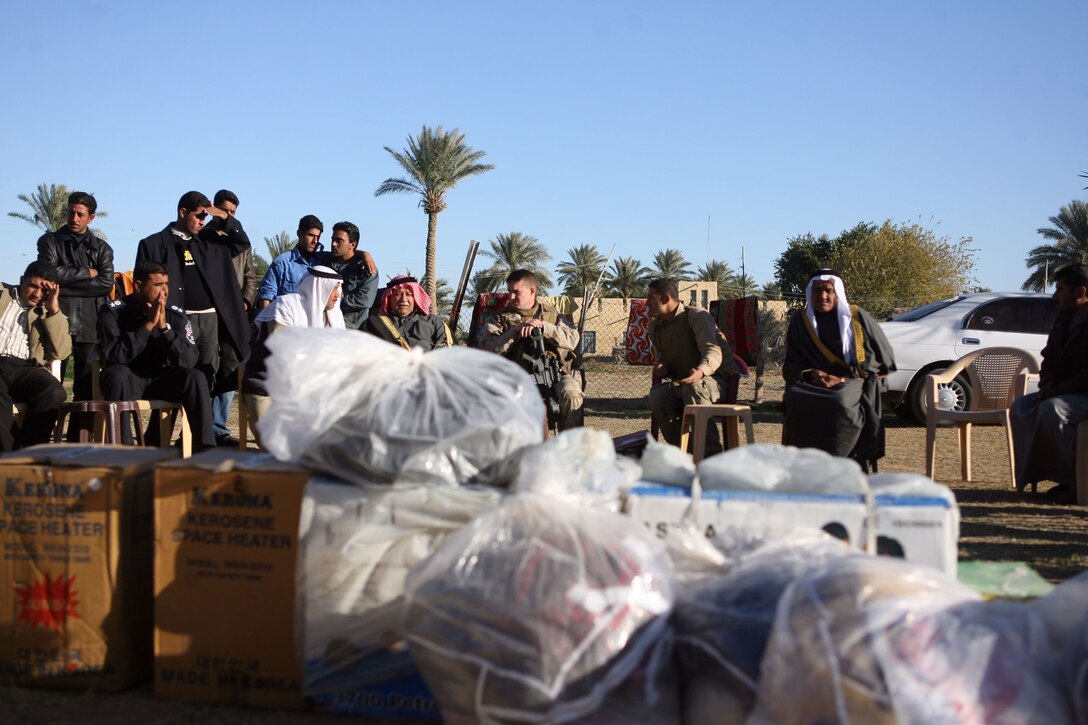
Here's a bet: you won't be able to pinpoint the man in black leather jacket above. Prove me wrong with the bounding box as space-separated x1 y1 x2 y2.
35 191 115 416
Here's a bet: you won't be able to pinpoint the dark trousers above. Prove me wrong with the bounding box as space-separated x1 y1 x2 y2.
61 341 96 440
0 357 67 452
99 365 216 450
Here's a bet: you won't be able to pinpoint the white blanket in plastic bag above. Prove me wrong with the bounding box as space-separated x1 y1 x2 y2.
259 328 545 486
513 428 641 510
750 553 1077 725
674 533 849 724
298 478 503 695
868 472 957 503
403 493 678 724
639 436 696 487
697 443 868 494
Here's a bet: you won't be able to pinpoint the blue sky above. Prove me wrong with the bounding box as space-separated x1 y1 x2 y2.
2 1 1085 299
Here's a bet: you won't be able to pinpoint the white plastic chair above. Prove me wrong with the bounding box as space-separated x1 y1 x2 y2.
924 346 1038 484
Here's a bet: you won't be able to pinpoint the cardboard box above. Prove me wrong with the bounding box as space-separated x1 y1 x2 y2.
153 449 311 709
0 444 177 689
698 488 870 549
623 483 697 540
625 482 871 550
872 493 959 576
310 670 440 720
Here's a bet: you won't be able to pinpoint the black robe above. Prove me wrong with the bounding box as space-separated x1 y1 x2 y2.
135 224 250 360
781 305 896 463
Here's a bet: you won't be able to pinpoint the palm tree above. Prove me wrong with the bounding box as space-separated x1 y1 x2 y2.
479 232 553 291
759 281 783 300
723 272 757 298
556 244 609 297
651 248 693 281
696 259 737 299
607 256 652 301
470 266 507 295
254 253 270 281
375 125 494 302
9 182 108 237
419 274 454 318
264 231 295 259
1022 200 1088 291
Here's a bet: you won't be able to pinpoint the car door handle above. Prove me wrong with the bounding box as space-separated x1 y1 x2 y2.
962 337 980 345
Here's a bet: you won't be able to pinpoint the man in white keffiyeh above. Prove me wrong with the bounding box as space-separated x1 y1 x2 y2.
242 266 344 439
781 270 896 470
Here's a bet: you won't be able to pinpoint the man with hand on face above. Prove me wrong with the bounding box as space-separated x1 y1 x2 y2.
1010 263 1088 501
135 191 250 447
35 191 114 422
257 214 325 307
481 269 584 430
97 261 215 451
781 269 895 469
363 275 450 350
316 221 378 329
0 261 71 451
646 278 739 455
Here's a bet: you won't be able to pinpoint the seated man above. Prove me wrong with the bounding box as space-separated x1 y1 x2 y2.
480 269 583 431
646 278 739 455
97 261 215 452
0 261 70 451
1010 263 1088 500
362 275 451 350
242 267 344 433
781 270 895 469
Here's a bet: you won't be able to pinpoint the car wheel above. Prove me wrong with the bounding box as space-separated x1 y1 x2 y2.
908 367 972 424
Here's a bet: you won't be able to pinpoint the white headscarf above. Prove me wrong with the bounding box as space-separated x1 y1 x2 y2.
255 266 345 329
805 272 855 363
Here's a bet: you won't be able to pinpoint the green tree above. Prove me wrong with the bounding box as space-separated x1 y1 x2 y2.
827 220 974 317
470 267 505 296
478 232 553 290
772 225 875 299
556 244 609 297
264 231 295 259
9 182 108 238
606 256 652 301
696 259 737 298
1022 200 1088 291
651 248 693 280
375 125 494 302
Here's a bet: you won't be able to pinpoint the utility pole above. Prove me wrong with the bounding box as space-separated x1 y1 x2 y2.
707 215 711 266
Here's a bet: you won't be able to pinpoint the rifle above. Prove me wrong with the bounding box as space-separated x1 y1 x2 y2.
520 327 562 432
448 240 479 343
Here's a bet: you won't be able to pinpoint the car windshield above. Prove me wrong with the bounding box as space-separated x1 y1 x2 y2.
889 297 961 322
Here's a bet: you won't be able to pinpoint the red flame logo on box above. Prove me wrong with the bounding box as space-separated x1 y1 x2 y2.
13 574 80 630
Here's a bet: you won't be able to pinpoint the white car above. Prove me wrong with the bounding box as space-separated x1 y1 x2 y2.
879 292 1055 423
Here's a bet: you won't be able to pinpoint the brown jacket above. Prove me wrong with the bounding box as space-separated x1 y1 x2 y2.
0 284 72 366
649 302 738 381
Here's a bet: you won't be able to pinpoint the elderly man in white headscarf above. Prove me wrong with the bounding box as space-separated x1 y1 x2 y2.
241 266 343 436
781 269 896 470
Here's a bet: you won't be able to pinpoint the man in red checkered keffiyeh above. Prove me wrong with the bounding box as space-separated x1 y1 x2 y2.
363 275 451 351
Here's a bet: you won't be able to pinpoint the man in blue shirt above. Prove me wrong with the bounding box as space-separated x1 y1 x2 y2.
257 215 324 307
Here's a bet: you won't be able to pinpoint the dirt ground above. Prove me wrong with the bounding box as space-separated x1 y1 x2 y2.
4 367 1085 723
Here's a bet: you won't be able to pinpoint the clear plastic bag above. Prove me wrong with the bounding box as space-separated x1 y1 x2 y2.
513 428 641 511
259 328 545 486
403 493 678 724
674 533 849 724
697 443 868 495
297 478 503 696
640 436 696 487
751 553 1076 725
